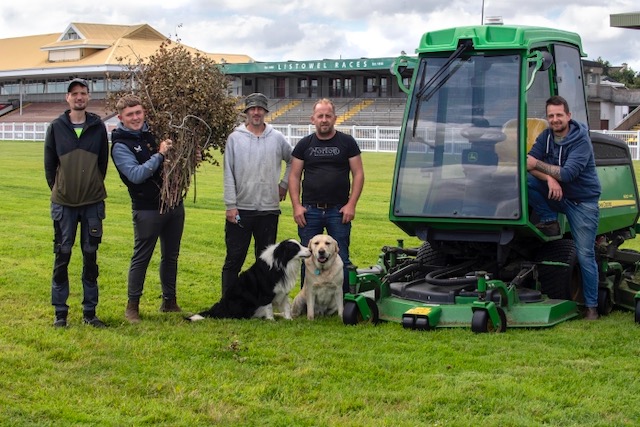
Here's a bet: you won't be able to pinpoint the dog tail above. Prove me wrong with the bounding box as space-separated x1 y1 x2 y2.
184 303 224 322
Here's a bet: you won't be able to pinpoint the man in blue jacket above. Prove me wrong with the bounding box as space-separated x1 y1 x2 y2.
527 95 601 320
44 78 109 328
111 94 186 323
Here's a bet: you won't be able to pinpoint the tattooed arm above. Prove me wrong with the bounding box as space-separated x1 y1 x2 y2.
527 155 562 181
527 155 564 200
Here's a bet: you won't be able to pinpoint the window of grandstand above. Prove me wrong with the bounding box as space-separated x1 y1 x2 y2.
275 78 286 97
298 78 308 94
330 78 342 97
365 77 376 93
109 78 128 92
1 81 20 95
329 78 354 97
297 78 318 96
380 77 388 95
93 78 106 93
346 78 353 96
46 80 67 94
25 81 45 94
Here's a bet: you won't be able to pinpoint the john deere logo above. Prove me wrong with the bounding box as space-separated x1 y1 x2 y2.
467 151 479 163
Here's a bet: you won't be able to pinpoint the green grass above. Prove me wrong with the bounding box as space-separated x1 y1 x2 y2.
1 141 640 426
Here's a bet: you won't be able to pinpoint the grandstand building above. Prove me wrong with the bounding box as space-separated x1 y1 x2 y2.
0 21 639 130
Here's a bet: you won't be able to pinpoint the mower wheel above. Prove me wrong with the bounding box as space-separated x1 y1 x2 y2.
471 307 507 333
535 239 581 301
416 241 447 266
635 300 640 324
343 297 379 325
597 288 613 316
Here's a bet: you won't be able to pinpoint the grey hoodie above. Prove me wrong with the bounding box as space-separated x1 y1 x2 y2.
223 123 292 211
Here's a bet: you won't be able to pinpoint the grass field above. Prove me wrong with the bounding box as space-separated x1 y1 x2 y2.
1 141 639 426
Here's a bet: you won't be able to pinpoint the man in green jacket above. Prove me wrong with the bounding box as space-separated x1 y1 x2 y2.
44 78 109 328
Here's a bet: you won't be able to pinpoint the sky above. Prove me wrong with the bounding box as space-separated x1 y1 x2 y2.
1 0 639 72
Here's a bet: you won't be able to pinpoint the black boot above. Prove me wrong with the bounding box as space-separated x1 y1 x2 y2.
53 311 68 328
159 296 182 313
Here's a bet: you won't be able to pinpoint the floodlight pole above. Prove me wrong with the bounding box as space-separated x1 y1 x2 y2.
481 0 485 25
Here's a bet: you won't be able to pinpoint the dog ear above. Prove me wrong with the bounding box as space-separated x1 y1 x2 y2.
329 236 339 253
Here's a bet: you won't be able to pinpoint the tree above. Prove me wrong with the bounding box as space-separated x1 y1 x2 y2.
108 40 239 212
596 56 640 88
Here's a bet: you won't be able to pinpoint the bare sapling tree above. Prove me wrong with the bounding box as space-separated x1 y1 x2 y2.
108 40 239 212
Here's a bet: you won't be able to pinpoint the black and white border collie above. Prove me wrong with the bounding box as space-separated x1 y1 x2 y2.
186 239 310 321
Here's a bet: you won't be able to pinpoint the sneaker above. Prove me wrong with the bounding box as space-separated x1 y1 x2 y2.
584 307 599 321
535 221 560 237
53 317 68 328
83 316 107 328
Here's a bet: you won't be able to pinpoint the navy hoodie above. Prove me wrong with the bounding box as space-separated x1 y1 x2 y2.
528 119 601 203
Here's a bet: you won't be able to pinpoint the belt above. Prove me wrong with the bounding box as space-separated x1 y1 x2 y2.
309 203 337 209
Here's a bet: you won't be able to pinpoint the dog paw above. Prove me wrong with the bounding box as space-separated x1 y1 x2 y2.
185 314 205 322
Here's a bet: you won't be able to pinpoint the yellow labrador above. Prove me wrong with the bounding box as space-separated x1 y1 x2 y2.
292 234 344 320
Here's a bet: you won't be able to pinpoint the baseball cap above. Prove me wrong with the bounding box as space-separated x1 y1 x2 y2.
67 78 89 93
243 93 269 112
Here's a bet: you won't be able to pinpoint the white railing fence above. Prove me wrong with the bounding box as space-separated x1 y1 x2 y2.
2 122 639 159
596 130 640 159
0 122 49 141
272 124 401 152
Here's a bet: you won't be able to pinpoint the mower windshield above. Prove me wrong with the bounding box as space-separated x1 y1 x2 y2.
393 53 522 220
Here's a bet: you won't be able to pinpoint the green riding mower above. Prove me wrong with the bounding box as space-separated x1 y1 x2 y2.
343 24 640 332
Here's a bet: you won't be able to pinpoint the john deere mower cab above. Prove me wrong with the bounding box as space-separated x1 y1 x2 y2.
392 25 593 241
343 25 640 331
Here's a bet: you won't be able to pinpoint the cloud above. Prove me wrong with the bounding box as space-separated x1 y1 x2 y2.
0 0 638 71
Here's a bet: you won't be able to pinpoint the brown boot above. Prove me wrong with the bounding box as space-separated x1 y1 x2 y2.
584 307 599 321
159 296 182 313
125 300 141 323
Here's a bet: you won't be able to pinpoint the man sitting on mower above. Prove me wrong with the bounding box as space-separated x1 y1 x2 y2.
526 95 601 320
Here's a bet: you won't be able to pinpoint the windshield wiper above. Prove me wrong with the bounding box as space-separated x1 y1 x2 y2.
412 39 473 137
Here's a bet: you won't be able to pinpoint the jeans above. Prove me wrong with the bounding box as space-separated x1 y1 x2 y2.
50 201 105 313
221 212 279 296
298 205 352 293
128 204 185 301
528 175 600 307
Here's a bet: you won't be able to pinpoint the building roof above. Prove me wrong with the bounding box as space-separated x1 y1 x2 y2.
610 12 640 29
0 22 253 78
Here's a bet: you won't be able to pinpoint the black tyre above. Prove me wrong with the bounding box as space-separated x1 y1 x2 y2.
416 241 447 266
535 239 582 301
342 298 379 325
471 307 507 333
635 300 640 324
597 288 613 316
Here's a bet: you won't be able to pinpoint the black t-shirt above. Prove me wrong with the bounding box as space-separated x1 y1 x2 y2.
292 131 361 205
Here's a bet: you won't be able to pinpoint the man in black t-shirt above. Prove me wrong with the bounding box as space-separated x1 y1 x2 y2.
289 98 365 292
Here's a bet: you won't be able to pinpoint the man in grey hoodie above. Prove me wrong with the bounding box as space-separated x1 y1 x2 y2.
221 93 292 295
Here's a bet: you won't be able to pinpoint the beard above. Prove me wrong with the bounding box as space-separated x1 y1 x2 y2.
316 123 334 137
551 122 568 135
